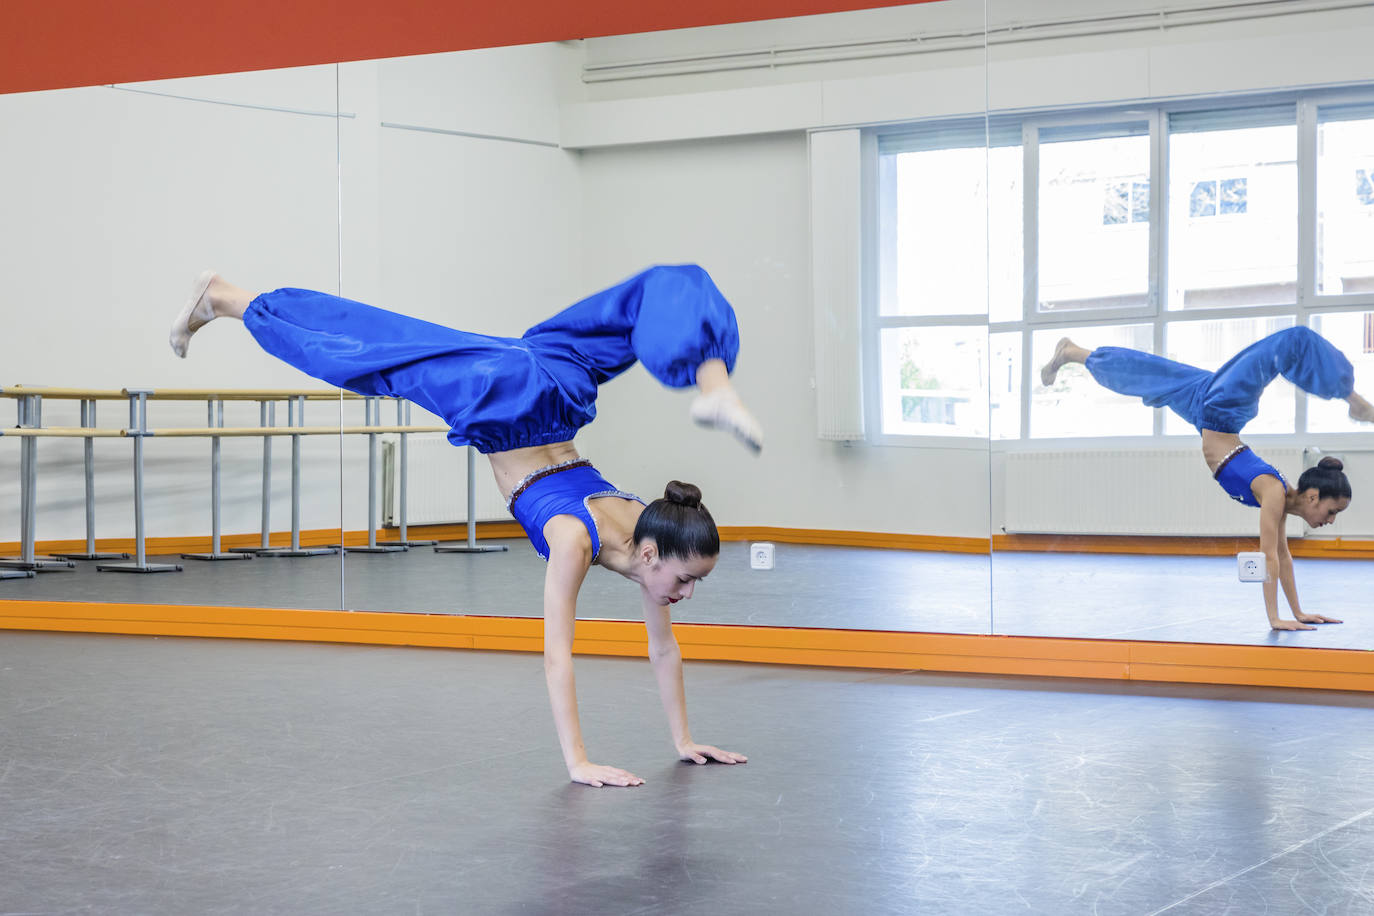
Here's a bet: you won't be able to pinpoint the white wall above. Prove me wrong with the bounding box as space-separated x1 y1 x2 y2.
0 71 350 549
7 1 1374 546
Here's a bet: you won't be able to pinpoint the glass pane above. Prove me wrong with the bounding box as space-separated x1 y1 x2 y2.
879 326 988 437
880 144 1020 317
1037 127 1150 312
1308 311 1374 431
1031 324 1154 437
1317 111 1374 296
1162 317 1296 435
988 145 1025 324
990 331 1021 439
1167 123 1296 309
0 68 342 608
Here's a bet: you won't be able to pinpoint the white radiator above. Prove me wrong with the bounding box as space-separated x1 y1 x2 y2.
1004 448 1305 536
382 435 509 526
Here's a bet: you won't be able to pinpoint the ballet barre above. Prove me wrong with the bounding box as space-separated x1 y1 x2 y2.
1 386 456 577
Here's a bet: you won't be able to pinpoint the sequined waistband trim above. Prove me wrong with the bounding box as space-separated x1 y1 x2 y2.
1212 443 1250 479
506 458 593 513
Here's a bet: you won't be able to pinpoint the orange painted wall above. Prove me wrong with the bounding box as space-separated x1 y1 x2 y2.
2 0 934 95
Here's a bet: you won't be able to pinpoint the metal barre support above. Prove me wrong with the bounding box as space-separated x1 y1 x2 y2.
434 446 508 555
182 398 251 562
389 401 436 547
230 401 275 555
346 397 405 554
0 394 75 573
98 391 180 574
255 395 335 558
55 399 128 561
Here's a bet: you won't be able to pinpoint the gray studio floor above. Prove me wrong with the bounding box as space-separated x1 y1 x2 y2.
3 540 1373 649
2 630 1372 915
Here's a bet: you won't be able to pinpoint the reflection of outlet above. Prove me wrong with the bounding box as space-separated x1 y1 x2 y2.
750 542 775 570
1237 552 1266 583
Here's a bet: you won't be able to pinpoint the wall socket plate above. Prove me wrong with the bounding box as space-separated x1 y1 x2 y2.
1237 552 1266 582
750 542 775 570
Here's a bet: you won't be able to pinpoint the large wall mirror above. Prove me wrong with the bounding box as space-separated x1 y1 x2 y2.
986 0 1374 649
0 68 349 612
331 1 996 633
2 1 1005 640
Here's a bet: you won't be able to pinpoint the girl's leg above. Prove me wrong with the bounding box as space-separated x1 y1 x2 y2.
1073 344 1214 428
169 271 252 356
1039 337 1092 386
689 358 763 452
1202 326 1359 431
524 264 763 451
1349 391 1374 422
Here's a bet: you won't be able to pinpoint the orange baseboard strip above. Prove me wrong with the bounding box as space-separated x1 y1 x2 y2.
2 600 1370 692
9 529 1374 559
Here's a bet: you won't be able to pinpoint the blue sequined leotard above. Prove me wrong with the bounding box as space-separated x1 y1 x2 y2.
506 459 645 561
1213 445 1288 508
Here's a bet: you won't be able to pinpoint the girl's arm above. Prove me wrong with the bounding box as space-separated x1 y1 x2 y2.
641 594 747 766
1256 480 1309 630
1253 480 1302 631
542 517 643 787
1274 507 1344 627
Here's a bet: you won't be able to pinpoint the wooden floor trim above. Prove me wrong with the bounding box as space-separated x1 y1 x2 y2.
2 600 1370 692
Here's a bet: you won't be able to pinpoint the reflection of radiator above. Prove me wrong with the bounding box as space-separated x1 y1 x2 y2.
1004 449 1304 536
382 435 508 526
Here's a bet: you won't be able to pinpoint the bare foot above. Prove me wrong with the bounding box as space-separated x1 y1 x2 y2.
690 389 763 453
1349 392 1374 423
168 270 218 358
1039 337 1075 387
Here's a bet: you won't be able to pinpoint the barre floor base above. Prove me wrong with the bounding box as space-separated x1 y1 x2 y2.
1 630 1371 915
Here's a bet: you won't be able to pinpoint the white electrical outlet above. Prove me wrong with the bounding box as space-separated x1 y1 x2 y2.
750 542 775 570
1237 552 1266 582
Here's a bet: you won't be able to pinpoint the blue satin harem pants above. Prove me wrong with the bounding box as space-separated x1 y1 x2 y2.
1084 326 1354 433
243 264 740 453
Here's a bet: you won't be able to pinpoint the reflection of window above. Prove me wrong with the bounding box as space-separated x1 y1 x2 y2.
1188 177 1248 217
1190 180 1217 216
1366 312 1374 353
1221 177 1248 213
1103 180 1149 224
1358 168 1374 205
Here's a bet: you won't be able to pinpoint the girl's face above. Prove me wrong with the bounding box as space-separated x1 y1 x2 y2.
639 547 717 607
1300 491 1350 528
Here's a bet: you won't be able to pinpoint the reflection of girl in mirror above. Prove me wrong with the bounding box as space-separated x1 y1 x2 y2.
170 264 758 787
1040 326 1373 631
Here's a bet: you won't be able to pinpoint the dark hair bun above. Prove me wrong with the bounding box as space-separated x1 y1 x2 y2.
663 480 702 508
1318 456 1345 472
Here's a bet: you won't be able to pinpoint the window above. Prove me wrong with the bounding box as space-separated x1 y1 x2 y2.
873 119 1019 438
1035 122 1151 313
1317 103 1374 296
1167 107 1295 310
872 90 1374 444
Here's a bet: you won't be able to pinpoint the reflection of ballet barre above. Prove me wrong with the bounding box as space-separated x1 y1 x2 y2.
0 386 458 576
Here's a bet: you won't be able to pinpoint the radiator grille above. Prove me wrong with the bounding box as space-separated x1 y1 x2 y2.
383 435 508 526
1004 448 1305 536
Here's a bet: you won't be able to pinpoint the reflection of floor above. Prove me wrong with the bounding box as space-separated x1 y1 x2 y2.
992 551 1374 650
3 630 1372 914
4 542 1372 649
0 539 996 634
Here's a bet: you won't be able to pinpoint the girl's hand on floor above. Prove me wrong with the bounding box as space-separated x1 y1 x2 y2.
569 762 644 788
678 743 748 765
